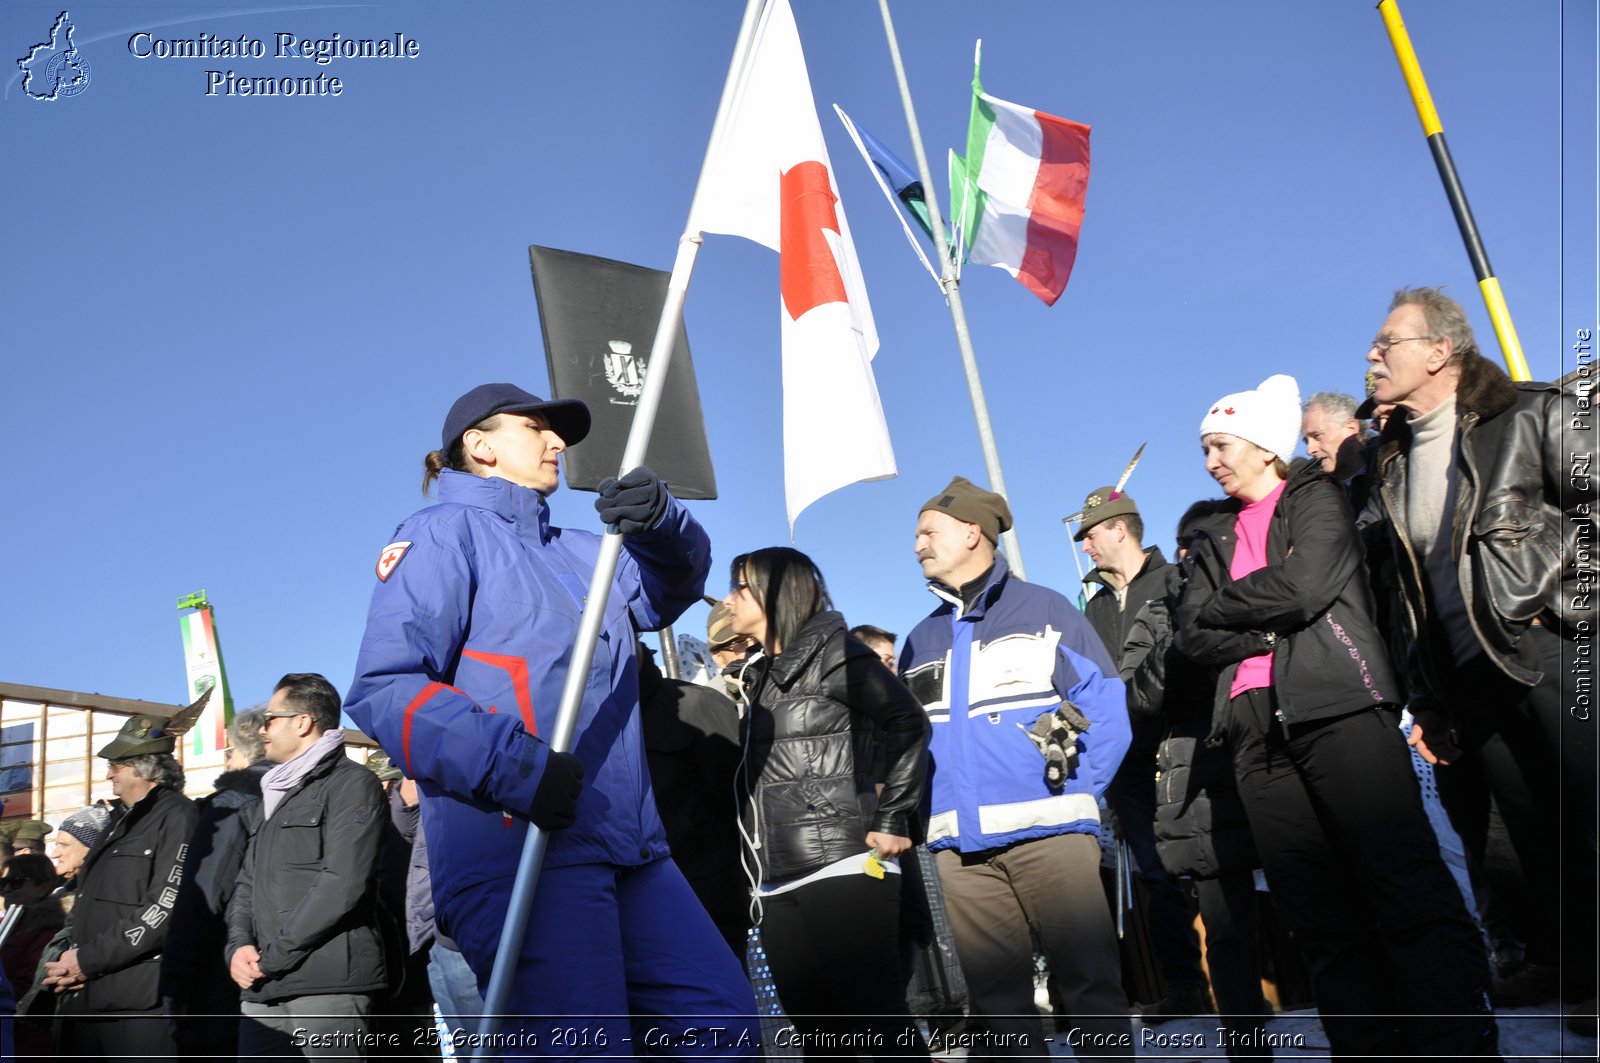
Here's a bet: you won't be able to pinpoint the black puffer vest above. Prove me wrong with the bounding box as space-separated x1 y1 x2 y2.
736 610 926 883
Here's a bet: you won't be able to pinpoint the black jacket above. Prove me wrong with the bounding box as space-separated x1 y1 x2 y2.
1122 568 1256 879
1086 546 1172 740
63 784 198 1014
1175 459 1402 740
639 657 743 888
736 610 931 884
1085 546 1172 669
158 762 268 1011
226 743 389 1003
1374 352 1592 692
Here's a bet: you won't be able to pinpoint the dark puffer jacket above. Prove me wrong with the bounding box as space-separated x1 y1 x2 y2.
736 610 930 884
60 784 198 1014
225 743 388 1004
1121 567 1256 879
1175 458 1402 740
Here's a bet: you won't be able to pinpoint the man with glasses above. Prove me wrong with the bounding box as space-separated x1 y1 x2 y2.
226 674 388 1057
42 715 197 1058
848 624 900 675
1367 286 1597 1020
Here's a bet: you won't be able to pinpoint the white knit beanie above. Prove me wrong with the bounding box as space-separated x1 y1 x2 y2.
1199 374 1302 464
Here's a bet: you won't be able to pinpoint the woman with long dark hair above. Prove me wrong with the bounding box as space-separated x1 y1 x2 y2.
723 547 930 1058
1175 375 1497 1059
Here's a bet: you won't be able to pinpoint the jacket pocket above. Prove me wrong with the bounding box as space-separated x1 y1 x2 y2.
967 632 1059 706
272 810 325 866
93 849 154 905
1472 493 1559 623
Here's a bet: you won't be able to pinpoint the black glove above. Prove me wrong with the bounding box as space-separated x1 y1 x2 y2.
528 750 586 829
594 466 669 535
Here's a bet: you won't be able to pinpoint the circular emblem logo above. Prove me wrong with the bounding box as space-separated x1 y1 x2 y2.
45 51 91 97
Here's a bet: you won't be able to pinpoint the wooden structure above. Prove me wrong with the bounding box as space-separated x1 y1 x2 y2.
0 680 376 829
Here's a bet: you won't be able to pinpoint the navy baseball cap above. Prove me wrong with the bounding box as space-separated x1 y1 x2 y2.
441 384 591 451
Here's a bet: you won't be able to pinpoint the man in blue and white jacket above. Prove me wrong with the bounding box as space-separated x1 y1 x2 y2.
901 477 1134 1060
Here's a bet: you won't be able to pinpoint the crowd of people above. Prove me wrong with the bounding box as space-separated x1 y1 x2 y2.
0 286 1593 1061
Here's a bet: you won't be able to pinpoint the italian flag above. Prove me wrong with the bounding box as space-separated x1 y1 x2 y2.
951 44 1091 306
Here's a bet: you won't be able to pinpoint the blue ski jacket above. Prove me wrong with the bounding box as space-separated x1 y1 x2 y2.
345 470 710 933
899 556 1131 854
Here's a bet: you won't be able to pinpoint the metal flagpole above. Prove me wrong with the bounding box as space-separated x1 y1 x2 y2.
876 0 1027 579
658 623 682 679
1377 0 1530 381
471 0 769 1052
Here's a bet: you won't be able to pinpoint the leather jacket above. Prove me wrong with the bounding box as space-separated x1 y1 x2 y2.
735 610 930 884
1374 352 1592 691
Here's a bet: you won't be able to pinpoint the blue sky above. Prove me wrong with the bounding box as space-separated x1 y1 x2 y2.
2 1 1593 713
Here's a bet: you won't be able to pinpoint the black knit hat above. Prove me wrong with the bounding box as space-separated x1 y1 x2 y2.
921 476 1013 544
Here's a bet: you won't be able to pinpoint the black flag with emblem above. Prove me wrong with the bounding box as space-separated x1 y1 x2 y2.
528 246 717 499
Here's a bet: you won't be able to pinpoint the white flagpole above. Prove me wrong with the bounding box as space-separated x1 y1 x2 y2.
472 0 769 1052
877 0 1026 578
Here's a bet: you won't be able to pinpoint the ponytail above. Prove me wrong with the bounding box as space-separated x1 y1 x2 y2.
421 449 449 495
421 414 502 495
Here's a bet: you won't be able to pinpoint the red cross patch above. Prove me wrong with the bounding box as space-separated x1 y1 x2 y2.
376 541 412 582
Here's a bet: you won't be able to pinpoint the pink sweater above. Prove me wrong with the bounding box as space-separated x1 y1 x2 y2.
1229 481 1285 698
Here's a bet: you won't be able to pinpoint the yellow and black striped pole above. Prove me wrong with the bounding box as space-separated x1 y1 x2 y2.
1378 0 1530 381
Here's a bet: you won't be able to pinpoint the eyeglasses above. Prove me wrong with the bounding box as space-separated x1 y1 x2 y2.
1369 335 1435 354
261 711 306 724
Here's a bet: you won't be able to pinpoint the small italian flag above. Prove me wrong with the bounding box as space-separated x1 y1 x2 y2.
950 42 1091 307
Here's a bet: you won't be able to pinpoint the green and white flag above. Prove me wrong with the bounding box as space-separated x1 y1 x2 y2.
178 592 234 757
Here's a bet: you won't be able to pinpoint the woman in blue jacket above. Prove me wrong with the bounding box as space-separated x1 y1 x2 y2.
345 383 755 1057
